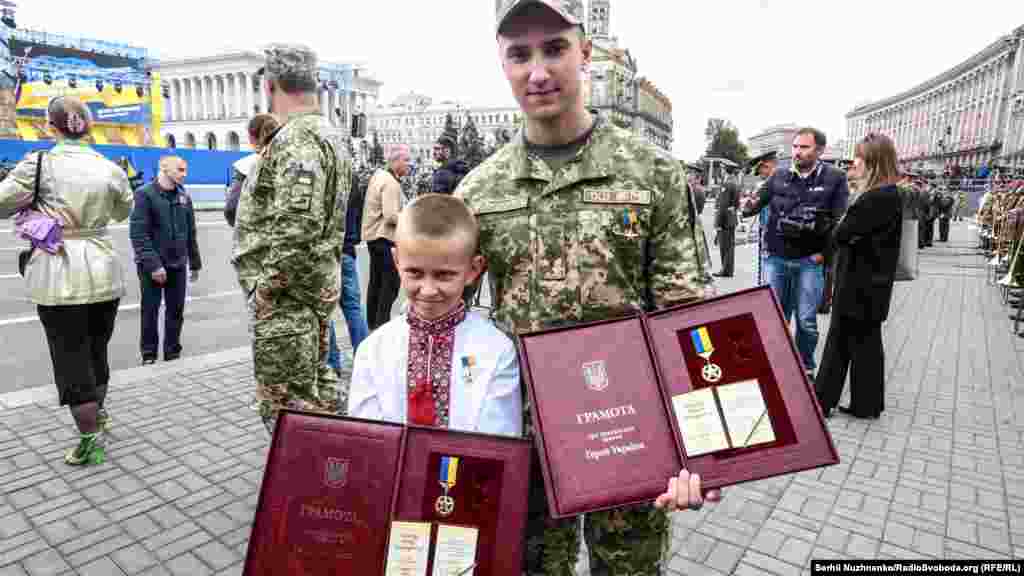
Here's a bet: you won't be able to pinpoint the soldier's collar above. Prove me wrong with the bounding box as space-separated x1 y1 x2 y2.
510 117 613 184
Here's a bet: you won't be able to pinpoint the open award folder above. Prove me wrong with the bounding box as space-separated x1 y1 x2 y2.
516 285 840 519
242 412 531 575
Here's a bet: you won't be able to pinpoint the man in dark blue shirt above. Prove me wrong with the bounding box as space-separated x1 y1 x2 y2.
742 128 849 378
129 156 202 365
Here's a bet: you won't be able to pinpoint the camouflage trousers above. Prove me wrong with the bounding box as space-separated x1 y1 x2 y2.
251 294 339 434
524 451 669 576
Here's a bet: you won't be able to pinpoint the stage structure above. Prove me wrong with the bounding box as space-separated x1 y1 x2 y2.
1 23 166 147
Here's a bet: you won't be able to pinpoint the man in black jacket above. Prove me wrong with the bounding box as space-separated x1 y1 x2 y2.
430 134 468 195
714 173 740 277
741 128 849 378
129 156 202 365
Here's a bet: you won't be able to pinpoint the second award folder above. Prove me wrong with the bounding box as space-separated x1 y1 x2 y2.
243 412 531 575
516 285 840 519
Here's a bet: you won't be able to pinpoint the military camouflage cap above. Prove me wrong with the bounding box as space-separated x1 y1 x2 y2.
258 43 318 80
496 0 583 35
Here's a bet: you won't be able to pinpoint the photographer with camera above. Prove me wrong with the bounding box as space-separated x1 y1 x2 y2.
741 128 849 379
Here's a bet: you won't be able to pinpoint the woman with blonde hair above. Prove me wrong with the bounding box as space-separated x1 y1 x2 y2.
814 133 903 419
0 96 133 465
224 113 280 227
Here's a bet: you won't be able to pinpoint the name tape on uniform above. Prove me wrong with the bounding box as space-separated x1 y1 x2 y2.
582 189 652 205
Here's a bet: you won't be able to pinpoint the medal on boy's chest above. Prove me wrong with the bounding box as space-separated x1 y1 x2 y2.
436 456 459 517
690 326 723 383
461 356 476 387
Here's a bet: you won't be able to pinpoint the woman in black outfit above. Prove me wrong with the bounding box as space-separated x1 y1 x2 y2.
815 133 903 419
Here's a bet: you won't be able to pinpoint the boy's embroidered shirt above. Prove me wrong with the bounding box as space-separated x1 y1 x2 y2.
405 301 468 427
347 310 523 438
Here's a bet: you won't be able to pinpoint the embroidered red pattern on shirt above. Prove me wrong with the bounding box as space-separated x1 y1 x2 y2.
406 302 467 427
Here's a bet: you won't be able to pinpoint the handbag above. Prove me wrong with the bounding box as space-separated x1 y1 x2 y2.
17 151 45 277
894 219 919 282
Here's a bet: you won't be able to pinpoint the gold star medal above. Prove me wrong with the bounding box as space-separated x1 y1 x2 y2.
436 456 459 517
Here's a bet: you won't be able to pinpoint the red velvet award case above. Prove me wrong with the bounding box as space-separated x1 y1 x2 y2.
517 286 839 519
242 411 531 575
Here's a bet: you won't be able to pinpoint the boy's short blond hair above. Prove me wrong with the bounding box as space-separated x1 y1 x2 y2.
396 194 479 255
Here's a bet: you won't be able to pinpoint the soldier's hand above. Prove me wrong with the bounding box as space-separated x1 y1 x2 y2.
654 469 722 512
151 267 167 285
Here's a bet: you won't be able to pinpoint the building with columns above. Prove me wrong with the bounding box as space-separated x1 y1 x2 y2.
747 123 799 162
845 25 1024 170
370 93 522 162
153 50 382 151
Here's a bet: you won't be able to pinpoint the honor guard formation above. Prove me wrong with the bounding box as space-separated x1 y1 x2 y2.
2 1 1024 575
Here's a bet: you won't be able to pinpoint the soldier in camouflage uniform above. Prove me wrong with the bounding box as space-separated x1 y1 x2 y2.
232 44 352 433
456 2 715 574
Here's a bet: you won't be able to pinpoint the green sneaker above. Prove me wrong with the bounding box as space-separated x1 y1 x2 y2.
64 433 105 466
97 408 111 432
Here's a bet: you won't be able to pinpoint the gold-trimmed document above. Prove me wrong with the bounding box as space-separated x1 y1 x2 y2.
716 379 776 448
431 524 479 576
384 521 431 576
672 388 730 457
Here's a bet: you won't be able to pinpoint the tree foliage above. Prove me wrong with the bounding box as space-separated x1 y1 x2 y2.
458 115 486 169
705 118 749 166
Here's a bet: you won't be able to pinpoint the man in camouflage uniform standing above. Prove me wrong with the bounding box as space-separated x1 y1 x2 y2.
232 44 351 433
456 2 712 573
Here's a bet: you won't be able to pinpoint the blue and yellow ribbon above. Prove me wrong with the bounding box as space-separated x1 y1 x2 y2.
690 326 714 358
439 456 459 489
622 208 638 228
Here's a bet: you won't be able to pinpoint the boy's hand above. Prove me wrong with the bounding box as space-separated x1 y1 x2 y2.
654 469 722 512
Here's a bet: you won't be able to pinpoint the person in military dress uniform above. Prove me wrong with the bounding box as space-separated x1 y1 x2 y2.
232 44 352 434
457 2 717 574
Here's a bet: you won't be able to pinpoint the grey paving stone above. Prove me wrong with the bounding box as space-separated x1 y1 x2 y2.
777 536 814 568
0 565 28 576
78 556 127 576
750 528 787 557
21 548 69 576
675 531 715 563
845 533 879 560
704 540 743 574
164 552 211 576
6 490 43 511
817 524 851 553
883 521 916 550
32 480 70 502
193 540 240 571
738 550 802 576
36 521 77 547
219 527 250 548
977 524 1012 554
111 543 160 574
154 529 214 562
147 505 190 531
0 513 31 539
55 525 121 557
64 533 135 568
120 515 162 541
194 512 240 537
214 563 244 576
0 533 50 567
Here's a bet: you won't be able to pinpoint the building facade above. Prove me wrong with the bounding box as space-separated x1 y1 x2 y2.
585 0 673 151
154 51 382 151
845 25 1024 170
369 93 522 162
747 123 799 161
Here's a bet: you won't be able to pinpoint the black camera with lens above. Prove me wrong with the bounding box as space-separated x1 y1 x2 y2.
778 206 834 240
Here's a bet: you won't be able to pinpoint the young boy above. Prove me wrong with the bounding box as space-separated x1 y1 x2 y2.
347 194 521 437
